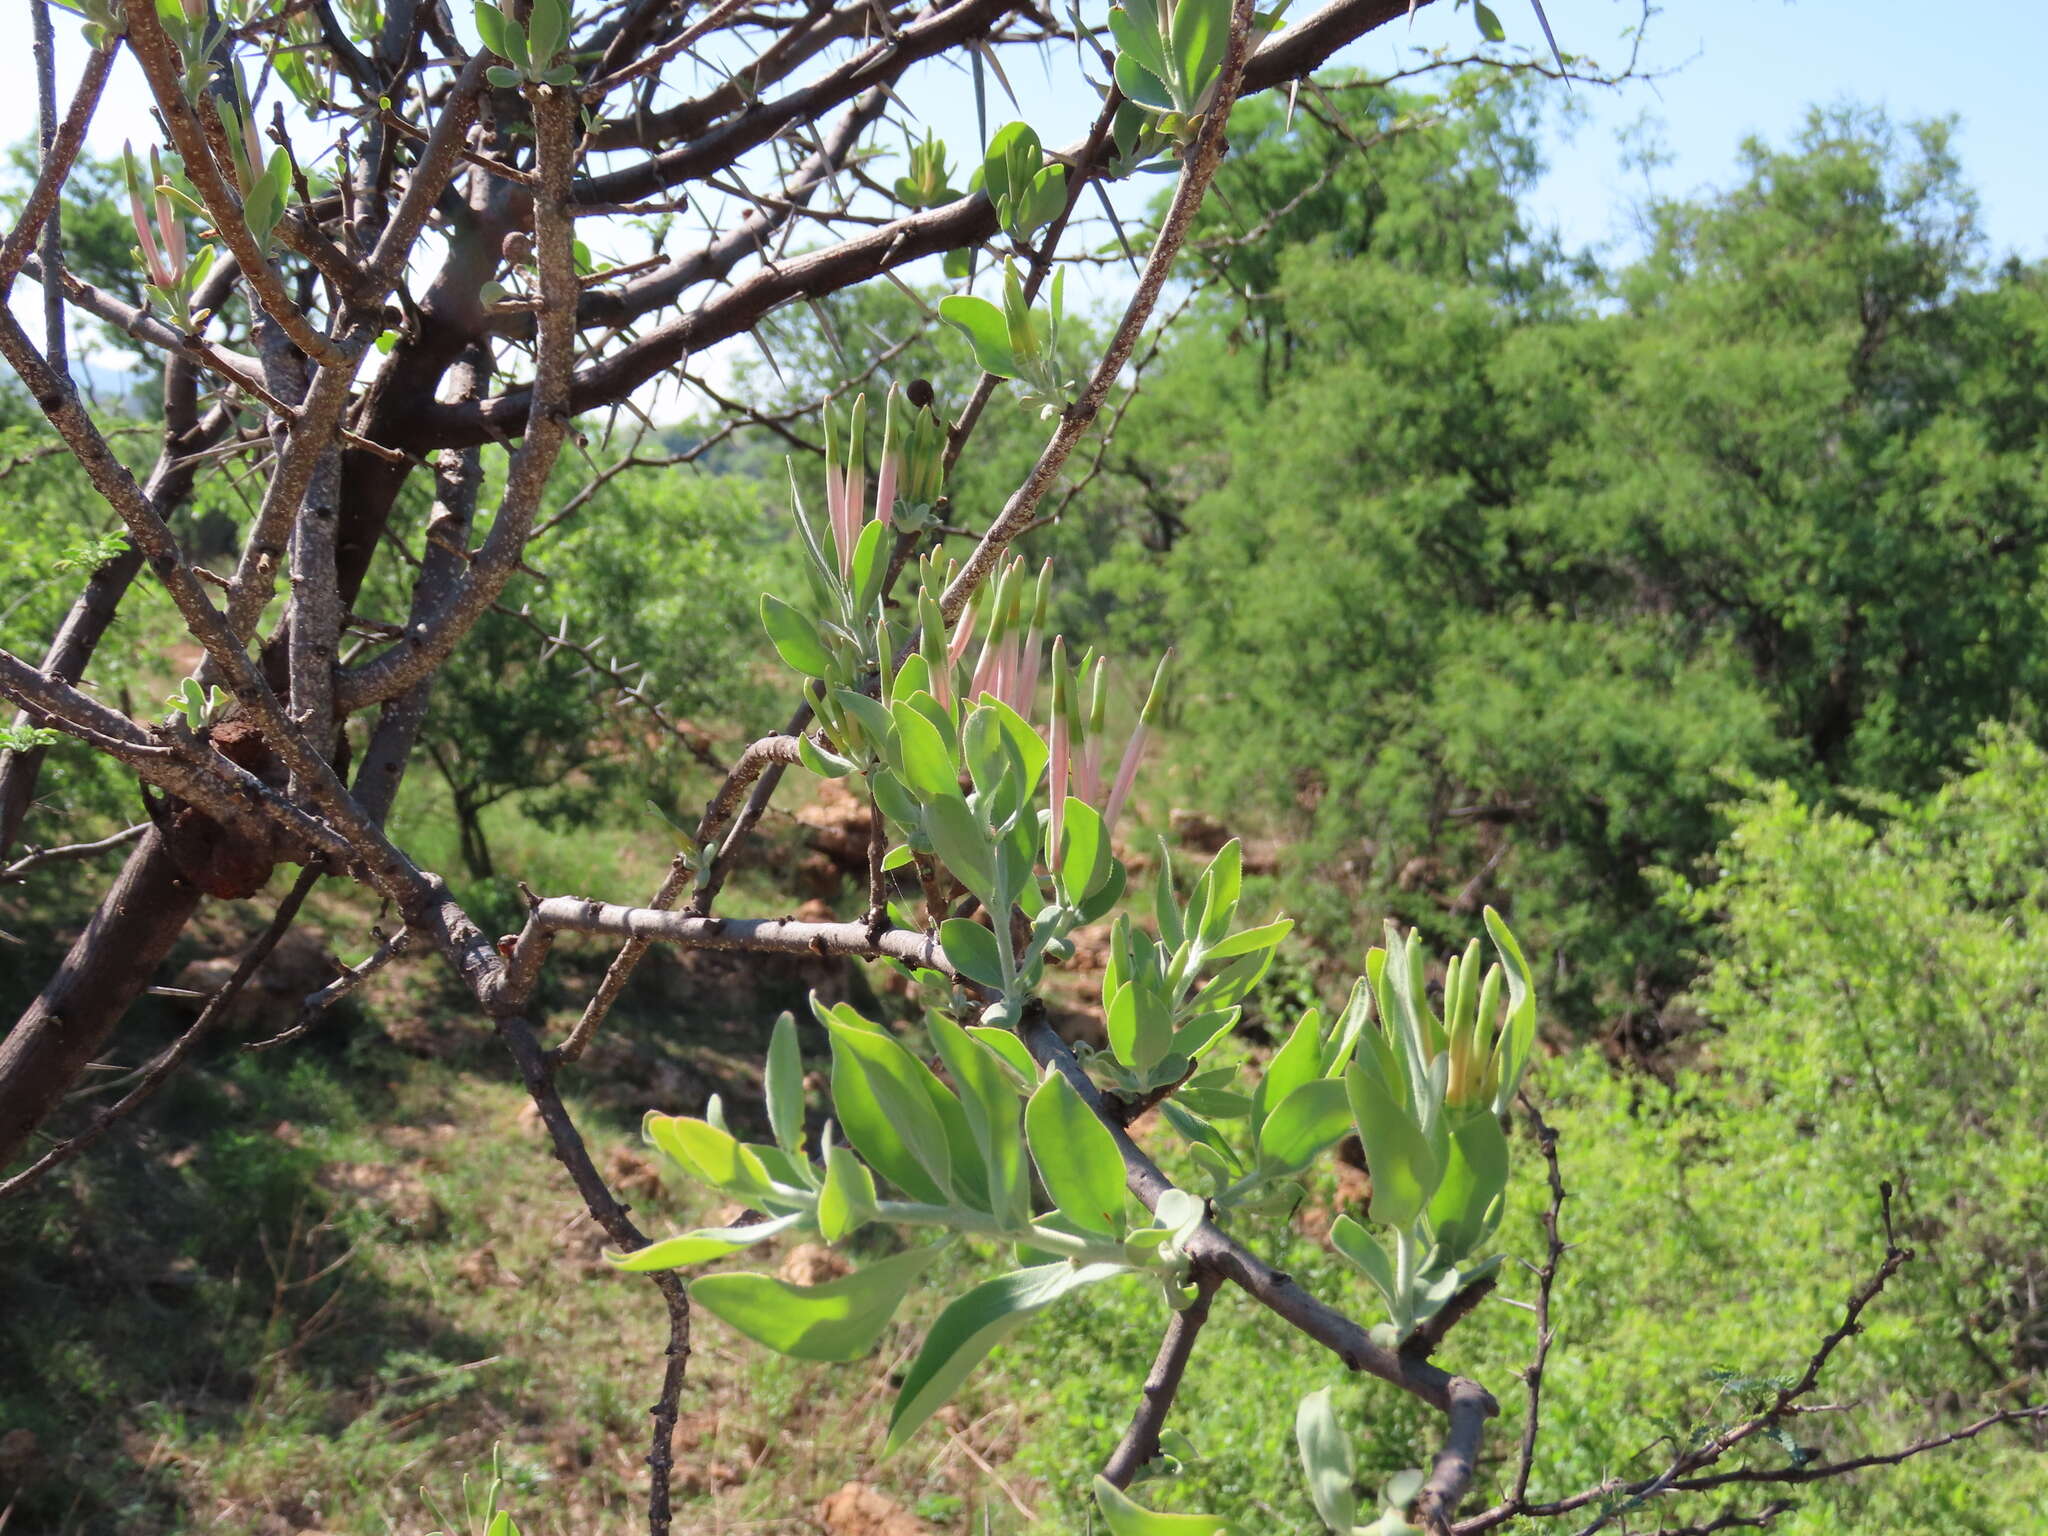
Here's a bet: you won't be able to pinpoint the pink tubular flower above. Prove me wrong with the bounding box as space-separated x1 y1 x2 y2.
1048 636 1072 867
873 450 897 532
151 149 184 279
948 596 978 667
1101 720 1146 837
824 457 853 580
124 144 172 289
1103 651 1172 835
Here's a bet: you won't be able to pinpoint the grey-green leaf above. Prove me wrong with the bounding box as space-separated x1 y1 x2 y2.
1344 1062 1442 1228
818 1139 880 1241
690 1245 942 1361
761 593 833 677
939 918 1007 992
606 1210 806 1272
939 293 1019 377
766 1010 804 1157
1295 1387 1358 1533
1025 1070 1126 1236
885 1262 1126 1454
1256 1077 1353 1174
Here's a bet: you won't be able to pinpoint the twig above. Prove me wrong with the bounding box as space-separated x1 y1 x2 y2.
244 925 417 1053
553 733 803 1064
1099 1271 1223 1488
0 823 147 884
0 866 321 1201
0 28 113 298
1512 1097 1567 1507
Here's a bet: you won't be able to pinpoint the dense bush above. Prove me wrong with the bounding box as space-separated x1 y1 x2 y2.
1048 104 2048 1037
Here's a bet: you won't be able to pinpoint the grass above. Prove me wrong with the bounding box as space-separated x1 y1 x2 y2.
6 781 2047 1536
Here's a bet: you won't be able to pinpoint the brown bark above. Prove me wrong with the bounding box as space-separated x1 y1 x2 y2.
0 830 200 1169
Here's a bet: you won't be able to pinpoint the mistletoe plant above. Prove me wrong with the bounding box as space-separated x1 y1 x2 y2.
608 437 1542 1529
939 256 1075 417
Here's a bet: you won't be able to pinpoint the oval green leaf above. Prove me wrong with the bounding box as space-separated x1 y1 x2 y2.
818 1138 880 1242
765 1010 804 1156
1024 1070 1126 1236
938 918 1007 991
691 1245 943 1361
760 593 832 677
886 1262 1127 1454
1343 1063 1442 1228
1092 1474 1248 1535
607 1210 807 1273
1295 1387 1358 1534
938 293 1019 378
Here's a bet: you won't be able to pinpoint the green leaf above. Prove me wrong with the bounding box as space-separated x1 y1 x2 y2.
983 697 1050 802
870 768 923 836
929 1012 1029 1228
1106 3 1168 77
526 0 567 63
474 1 509 57
1322 977 1374 1077
1203 916 1293 962
834 689 898 763
1473 0 1505 42
827 1018 957 1203
1251 1005 1322 1142
1174 1088 1251 1118
1106 978 1173 1073
761 593 833 677
893 698 959 801
925 793 998 903
1197 839 1242 944
827 1022 946 1205
1076 859 1128 924
939 294 1019 377
1295 1387 1358 1533
765 1010 804 1157
691 1245 942 1361
1113 52 1176 113
1256 1077 1352 1174
850 515 888 613
886 1263 1127 1454
965 1025 1038 1084
1153 844 1183 951
1343 1064 1442 1227
500 13 531 69
1057 796 1109 901
1330 1214 1400 1314
799 734 856 779
485 63 523 87
1092 1473 1248 1534
939 918 1007 991
1024 1070 1126 1236
979 120 1041 211
607 1210 805 1272
644 1113 773 1202
818 1138 880 1241
1171 1006 1239 1061
1482 906 1538 1114
1427 1107 1511 1261
1194 945 1273 1013
1169 0 1230 109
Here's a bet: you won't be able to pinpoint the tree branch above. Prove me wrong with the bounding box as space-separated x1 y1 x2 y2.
1099 1270 1223 1488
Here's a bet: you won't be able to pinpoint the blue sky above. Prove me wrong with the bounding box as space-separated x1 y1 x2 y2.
5 0 2042 368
